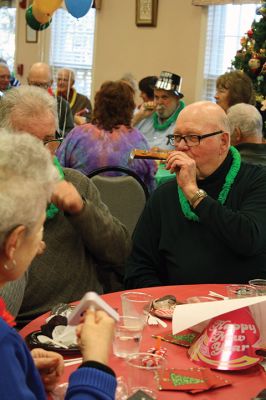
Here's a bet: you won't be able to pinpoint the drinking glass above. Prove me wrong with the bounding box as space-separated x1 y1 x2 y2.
113 316 144 358
248 279 266 295
126 352 166 399
120 291 153 324
226 284 257 298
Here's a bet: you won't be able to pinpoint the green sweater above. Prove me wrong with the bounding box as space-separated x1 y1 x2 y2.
125 154 266 288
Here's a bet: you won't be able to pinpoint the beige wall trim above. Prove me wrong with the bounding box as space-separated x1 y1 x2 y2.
192 0 260 5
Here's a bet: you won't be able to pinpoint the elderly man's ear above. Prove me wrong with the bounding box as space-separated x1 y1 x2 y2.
220 130 230 153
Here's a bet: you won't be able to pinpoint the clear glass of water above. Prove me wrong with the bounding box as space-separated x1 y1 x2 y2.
113 316 144 358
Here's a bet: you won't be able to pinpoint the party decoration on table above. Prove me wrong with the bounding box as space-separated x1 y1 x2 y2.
158 367 232 393
65 0 93 18
152 328 200 348
188 307 263 370
127 389 156 400
152 295 182 319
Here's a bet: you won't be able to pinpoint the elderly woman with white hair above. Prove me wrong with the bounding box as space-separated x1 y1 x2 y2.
0 132 117 399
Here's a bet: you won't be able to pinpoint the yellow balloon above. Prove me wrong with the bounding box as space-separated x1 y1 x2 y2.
33 0 63 16
32 3 51 24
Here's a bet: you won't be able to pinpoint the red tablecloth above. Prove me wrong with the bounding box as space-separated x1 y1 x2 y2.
20 284 266 400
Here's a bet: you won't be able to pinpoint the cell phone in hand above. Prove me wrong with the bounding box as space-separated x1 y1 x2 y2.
68 291 119 325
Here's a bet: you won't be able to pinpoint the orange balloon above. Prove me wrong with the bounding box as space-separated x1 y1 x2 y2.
32 3 51 24
33 0 63 16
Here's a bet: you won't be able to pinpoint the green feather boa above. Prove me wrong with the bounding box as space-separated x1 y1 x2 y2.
178 146 241 222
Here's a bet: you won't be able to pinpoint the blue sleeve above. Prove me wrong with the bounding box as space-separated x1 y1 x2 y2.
66 367 117 400
0 322 45 400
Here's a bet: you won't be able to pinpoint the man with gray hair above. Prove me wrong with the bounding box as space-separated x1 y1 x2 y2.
28 62 74 137
56 68 92 124
0 85 131 327
134 70 185 149
227 103 266 165
125 101 266 288
0 62 11 93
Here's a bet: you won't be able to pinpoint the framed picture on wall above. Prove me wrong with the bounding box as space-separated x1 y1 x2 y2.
26 24 38 43
136 0 158 27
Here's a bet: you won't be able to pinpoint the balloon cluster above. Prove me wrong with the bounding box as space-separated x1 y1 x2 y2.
26 0 93 31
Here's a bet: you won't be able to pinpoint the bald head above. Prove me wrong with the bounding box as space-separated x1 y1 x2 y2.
28 62 53 89
176 101 230 134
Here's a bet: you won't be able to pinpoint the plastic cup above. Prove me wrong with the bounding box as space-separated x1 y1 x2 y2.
126 352 166 399
226 284 257 298
113 316 144 359
248 279 266 295
121 291 153 324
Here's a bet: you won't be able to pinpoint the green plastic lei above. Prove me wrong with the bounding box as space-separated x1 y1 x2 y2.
46 156 64 220
178 146 241 222
153 101 185 131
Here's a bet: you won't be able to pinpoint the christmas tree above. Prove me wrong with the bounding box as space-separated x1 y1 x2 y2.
231 1 266 131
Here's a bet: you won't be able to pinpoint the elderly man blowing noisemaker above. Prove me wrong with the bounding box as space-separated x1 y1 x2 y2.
125 101 266 289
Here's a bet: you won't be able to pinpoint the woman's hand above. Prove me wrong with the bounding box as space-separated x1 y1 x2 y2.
76 310 115 365
31 348 64 392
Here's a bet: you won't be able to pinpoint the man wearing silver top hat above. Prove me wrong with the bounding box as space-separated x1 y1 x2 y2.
134 71 185 150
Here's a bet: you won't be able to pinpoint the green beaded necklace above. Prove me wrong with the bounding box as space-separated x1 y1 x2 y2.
46 156 64 220
178 146 241 222
153 101 185 131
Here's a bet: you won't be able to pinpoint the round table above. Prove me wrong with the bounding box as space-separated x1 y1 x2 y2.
20 284 266 400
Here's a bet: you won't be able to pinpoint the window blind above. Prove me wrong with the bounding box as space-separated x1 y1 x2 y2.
0 7 16 70
50 8 96 97
203 4 258 101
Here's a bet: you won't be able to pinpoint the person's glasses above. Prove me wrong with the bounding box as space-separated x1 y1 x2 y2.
167 130 223 147
0 74 11 80
57 78 70 83
29 82 50 90
43 138 63 155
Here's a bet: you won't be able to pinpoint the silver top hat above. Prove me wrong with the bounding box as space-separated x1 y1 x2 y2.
155 71 183 98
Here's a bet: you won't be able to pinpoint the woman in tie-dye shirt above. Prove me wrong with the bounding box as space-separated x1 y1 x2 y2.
56 80 157 193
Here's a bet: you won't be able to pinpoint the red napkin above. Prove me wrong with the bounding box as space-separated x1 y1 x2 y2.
158 367 232 393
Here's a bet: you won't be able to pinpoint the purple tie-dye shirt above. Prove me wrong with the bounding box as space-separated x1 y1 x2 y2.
56 123 157 192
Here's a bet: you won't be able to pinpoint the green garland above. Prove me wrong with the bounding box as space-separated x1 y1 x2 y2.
153 101 185 131
46 157 64 220
178 146 241 222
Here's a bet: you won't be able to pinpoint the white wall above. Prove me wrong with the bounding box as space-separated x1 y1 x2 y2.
15 0 208 105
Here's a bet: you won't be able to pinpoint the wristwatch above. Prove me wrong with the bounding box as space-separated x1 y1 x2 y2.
190 189 207 208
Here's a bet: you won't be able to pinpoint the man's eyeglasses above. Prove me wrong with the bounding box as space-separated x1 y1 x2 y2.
43 138 63 155
167 130 224 147
0 74 11 80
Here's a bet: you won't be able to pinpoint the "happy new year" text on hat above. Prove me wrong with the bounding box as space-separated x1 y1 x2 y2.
155 71 184 98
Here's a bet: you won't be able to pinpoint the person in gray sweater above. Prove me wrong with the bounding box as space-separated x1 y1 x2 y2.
227 103 266 166
0 86 131 327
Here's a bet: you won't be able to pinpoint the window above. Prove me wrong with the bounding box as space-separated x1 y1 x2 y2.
203 4 258 101
0 6 16 71
50 8 96 98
